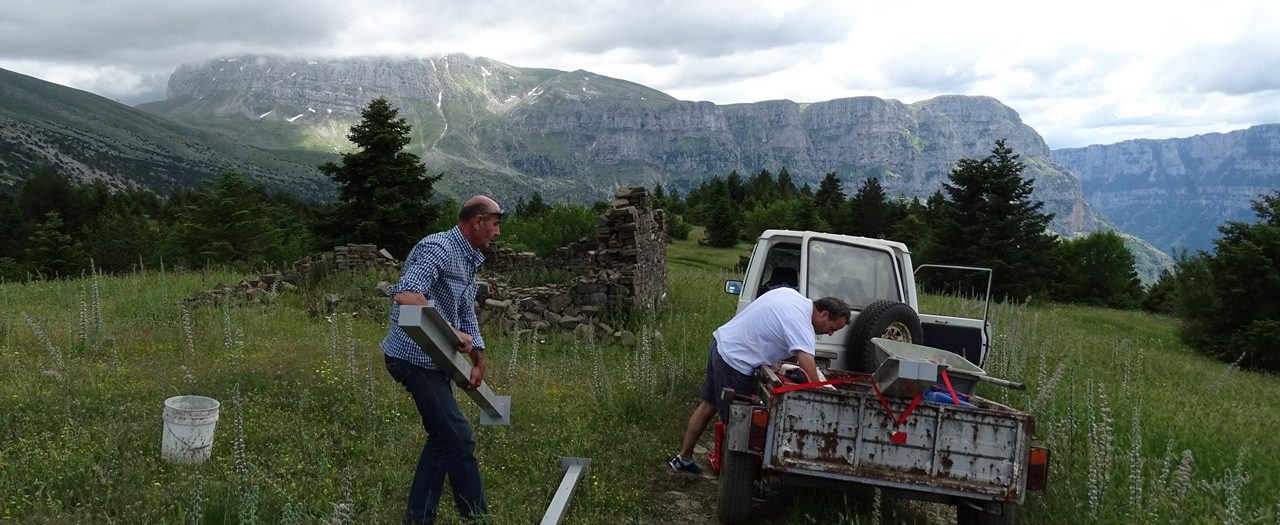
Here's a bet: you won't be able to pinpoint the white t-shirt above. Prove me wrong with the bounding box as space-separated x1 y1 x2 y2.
714 287 816 375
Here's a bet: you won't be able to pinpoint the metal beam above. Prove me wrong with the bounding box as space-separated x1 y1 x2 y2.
540 457 591 525
397 305 512 425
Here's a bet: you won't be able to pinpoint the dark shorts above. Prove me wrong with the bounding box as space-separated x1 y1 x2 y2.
698 339 755 420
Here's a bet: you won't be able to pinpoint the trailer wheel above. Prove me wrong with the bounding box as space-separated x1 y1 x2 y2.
717 452 758 524
956 501 1017 525
846 299 924 373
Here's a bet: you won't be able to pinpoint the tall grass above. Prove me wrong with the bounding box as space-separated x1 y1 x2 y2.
2 241 1279 523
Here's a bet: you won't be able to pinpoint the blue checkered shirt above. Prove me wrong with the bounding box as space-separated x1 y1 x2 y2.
381 226 486 369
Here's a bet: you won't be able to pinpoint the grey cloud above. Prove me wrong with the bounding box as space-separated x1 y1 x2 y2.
1159 40 1280 96
0 0 348 67
421 0 856 58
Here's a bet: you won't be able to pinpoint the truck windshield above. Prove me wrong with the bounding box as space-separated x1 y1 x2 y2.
805 239 900 309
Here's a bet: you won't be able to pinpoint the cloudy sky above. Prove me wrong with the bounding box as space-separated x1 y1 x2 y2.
3 0 1278 148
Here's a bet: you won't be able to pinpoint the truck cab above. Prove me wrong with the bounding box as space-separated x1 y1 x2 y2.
726 229 992 370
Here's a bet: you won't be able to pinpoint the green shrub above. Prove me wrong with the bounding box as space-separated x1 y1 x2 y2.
499 204 596 257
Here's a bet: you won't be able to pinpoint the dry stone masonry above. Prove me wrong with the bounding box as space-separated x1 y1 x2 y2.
184 194 666 347
479 187 667 344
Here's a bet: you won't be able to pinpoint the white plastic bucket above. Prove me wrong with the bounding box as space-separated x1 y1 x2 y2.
161 395 220 464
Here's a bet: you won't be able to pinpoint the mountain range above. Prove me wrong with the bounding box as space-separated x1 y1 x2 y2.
137 55 1114 236
1052 125 1280 254
9 54 1272 279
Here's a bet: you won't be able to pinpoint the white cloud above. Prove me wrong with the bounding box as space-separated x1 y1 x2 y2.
2 0 1279 147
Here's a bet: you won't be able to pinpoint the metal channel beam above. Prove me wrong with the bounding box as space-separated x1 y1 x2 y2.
397 305 512 425
540 457 592 525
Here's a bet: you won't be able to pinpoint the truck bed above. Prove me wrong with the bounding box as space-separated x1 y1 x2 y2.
763 378 1033 502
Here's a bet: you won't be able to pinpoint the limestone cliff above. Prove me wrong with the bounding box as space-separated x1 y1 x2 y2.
1052 125 1280 253
148 55 1106 238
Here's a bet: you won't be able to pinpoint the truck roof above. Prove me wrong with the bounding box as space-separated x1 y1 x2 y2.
757 229 912 254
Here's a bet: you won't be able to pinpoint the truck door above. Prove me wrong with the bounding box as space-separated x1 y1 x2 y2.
913 264 992 369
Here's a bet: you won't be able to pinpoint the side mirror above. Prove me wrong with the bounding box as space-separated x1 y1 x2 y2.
724 280 743 295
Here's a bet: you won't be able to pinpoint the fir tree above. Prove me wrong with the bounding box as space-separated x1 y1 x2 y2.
932 140 1058 301
701 178 741 248
319 97 442 258
24 211 86 278
847 177 895 238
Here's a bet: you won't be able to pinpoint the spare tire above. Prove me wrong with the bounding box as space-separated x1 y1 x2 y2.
846 299 924 373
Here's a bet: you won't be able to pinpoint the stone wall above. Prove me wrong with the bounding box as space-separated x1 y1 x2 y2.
184 244 399 307
478 187 668 344
186 197 667 345
293 243 401 277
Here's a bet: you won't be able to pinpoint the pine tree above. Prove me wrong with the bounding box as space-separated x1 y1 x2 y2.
726 170 747 203
776 167 798 200
24 211 86 278
746 169 777 207
1174 191 1280 370
319 97 442 258
932 140 1058 301
847 177 895 238
522 191 550 218
701 178 741 248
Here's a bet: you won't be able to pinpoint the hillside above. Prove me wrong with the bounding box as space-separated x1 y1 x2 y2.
1 236 1277 523
0 67 333 197
1052 124 1280 253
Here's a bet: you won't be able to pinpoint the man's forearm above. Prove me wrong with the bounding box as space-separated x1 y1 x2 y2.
796 352 821 383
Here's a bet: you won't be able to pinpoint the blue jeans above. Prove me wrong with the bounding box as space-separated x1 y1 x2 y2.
385 355 488 524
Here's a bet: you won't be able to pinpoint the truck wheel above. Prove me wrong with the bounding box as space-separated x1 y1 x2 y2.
846 299 923 373
956 501 1017 525
717 452 758 524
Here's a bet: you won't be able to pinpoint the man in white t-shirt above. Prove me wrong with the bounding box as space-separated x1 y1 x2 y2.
668 288 851 474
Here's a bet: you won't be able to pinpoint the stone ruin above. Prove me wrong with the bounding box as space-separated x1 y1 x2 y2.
183 244 400 307
477 187 667 343
184 188 668 346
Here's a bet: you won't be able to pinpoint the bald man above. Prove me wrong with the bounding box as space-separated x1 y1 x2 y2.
381 195 502 525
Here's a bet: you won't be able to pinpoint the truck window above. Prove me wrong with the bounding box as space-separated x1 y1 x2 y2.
805 239 900 308
756 242 801 297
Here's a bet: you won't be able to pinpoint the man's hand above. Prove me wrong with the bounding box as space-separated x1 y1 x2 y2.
393 291 428 306
452 328 474 354
464 360 486 390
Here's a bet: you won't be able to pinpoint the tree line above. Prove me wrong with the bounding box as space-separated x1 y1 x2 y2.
664 140 1141 307
0 98 600 281
1 98 1272 372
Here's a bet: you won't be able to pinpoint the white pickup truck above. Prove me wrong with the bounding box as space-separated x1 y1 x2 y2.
717 230 1048 525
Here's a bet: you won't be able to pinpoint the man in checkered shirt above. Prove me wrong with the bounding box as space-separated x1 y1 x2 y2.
382 195 502 525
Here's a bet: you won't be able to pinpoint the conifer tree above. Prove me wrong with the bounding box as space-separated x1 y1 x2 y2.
24 211 86 278
847 177 895 238
1174 191 1280 370
776 167 798 200
746 169 777 206
932 140 1058 300
701 178 741 248
319 97 442 258
521 191 550 218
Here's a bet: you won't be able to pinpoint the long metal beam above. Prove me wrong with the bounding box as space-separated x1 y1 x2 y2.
540 457 592 525
397 305 512 425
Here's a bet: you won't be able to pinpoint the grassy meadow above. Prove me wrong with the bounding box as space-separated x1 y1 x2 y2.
2 232 1279 524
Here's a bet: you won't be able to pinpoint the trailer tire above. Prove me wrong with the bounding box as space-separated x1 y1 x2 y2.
717 452 758 524
846 299 924 373
956 501 1017 525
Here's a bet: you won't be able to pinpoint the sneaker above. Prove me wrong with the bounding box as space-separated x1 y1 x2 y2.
667 455 704 475
751 481 780 502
